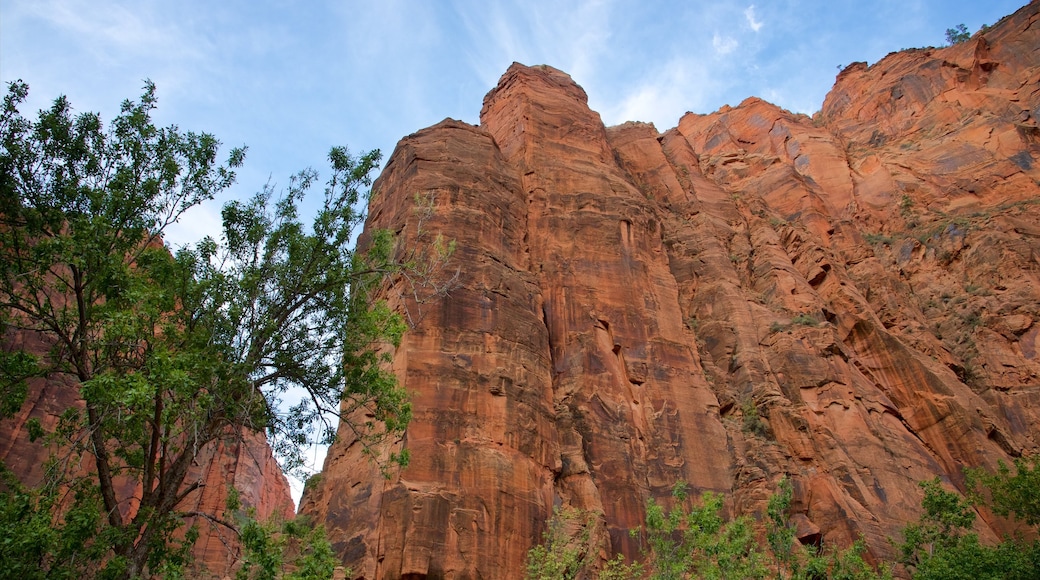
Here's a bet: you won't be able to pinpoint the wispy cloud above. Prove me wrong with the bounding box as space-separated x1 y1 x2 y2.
14 0 212 76
1 0 227 119
713 33 739 55
745 5 764 32
21 0 192 57
453 0 613 92
602 57 717 129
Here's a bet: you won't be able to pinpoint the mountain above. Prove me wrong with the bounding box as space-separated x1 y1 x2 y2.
301 2 1040 578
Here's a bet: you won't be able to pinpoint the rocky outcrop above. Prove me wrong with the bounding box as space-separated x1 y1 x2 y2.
0 329 295 576
303 2 1040 578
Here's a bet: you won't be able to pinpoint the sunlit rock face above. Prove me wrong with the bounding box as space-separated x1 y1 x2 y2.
302 3 1040 578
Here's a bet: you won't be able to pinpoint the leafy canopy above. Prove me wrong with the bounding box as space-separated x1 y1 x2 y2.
897 466 1040 580
0 79 410 577
946 24 971 45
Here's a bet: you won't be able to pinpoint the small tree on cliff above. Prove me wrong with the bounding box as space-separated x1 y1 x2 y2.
0 80 410 577
945 24 971 45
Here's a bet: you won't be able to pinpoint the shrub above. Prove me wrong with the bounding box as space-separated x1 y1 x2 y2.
792 313 819 327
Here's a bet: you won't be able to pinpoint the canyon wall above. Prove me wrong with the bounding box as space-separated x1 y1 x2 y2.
302 2 1040 578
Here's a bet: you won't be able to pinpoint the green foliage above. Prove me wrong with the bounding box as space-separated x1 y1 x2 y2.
284 523 339 580
897 475 1040 579
524 481 891 580
525 507 596 580
598 553 645 580
771 314 819 335
946 24 970 45
791 314 818 327
742 400 769 438
236 513 341 580
967 458 1040 526
764 477 889 580
638 482 768 580
0 344 39 419
192 143 411 474
863 233 894 247
0 78 245 577
767 478 797 576
0 79 417 576
898 478 976 567
530 462 1040 580
804 540 891 580
236 515 281 580
906 534 1039 580
0 462 147 579
899 194 917 226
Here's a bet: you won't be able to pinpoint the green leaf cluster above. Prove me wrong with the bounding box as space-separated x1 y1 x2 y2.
898 463 1040 580
524 464 1040 580
525 507 599 580
639 483 766 580
525 480 888 580
234 512 339 580
967 458 1040 526
945 24 971 45
0 78 423 577
0 464 108 579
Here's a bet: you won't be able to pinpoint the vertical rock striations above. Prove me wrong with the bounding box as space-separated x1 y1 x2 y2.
304 3 1040 578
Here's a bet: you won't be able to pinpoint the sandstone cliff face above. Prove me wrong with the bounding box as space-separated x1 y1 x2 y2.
302 3 1040 578
0 329 295 576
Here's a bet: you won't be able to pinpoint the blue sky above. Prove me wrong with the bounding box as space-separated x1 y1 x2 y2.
1 0 1027 503
2 0 1024 245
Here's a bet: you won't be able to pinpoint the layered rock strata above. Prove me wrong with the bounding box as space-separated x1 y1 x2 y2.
303 2 1040 578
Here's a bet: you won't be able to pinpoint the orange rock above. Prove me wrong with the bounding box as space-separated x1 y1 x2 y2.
304 4 1040 578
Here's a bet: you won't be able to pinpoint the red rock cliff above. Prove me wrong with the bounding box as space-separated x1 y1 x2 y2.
302 2 1040 578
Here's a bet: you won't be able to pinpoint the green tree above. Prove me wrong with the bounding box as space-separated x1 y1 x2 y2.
897 478 980 571
945 24 971 45
524 481 890 580
765 477 889 580
525 507 597 580
638 482 768 580
767 478 797 578
598 553 645 580
0 463 114 580
0 80 410 577
897 477 1040 580
967 458 1040 526
233 514 339 580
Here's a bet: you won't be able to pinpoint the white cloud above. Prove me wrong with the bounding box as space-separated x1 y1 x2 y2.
713 33 739 55
453 0 613 92
602 58 716 129
17 0 210 67
745 5 764 32
0 0 225 120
